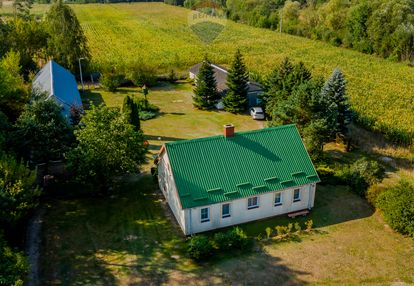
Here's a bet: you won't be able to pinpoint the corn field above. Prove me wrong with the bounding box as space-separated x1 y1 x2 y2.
69 3 414 144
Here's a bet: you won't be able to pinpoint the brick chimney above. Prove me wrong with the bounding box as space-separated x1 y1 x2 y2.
224 124 235 138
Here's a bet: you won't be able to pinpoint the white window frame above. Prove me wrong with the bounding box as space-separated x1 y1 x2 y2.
293 188 301 202
274 192 283 206
247 196 259 210
200 207 210 223
222 203 231 218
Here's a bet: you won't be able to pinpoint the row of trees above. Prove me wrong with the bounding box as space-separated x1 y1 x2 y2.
262 58 351 159
178 0 414 63
193 50 249 113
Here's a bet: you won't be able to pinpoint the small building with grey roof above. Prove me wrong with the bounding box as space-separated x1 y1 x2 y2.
189 62 263 108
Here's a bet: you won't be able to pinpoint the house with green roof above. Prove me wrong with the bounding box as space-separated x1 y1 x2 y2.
157 124 320 235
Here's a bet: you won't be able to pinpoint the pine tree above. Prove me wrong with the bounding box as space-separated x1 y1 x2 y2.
122 95 140 131
320 69 351 135
223 49 249 113
193 57 219 110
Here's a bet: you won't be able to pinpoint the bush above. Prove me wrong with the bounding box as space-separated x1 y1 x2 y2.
139 111 157 121
275 225 288 237
337 157 385 196
0 234 28 286
366 184 387 206
305 219 313 232
134 97 160 113
316 164 336 185
187 235 214 260
126 62 157 87
100 72 124 92
377 180 414 237
214 227 250 250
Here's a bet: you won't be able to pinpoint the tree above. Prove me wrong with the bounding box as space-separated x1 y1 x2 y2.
0 51 28 121
67 104 147 190
319 68 351 136
122 95 141 131
193 57 219 110
0 154 40 227
0 233 28 286
46 0 90 74
302 118 331 161
13 96 73 164
223 49 249 113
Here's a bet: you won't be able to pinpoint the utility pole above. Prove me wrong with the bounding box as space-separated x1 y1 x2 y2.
78 58 85 93
280 9 283 33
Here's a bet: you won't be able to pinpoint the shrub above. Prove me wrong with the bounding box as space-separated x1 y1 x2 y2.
134 97 160 113
366 184 387 207
377 180 414 237
126 62 157 87
139 111 157 121
187 235 214 260
305 219 313 232
0 233 28 286
316 164 336 185
214 231 233 250
100 72 124 92
265 227 272 239
294 222 302 233
275 225 288 237
226 227 250 250
337 157 385 196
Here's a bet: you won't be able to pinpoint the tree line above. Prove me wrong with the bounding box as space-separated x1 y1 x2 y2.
168 0 414 64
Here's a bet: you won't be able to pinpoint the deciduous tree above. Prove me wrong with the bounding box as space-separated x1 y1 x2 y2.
67 104 147 190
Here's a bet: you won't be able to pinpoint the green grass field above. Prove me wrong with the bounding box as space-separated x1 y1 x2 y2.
40 177 414 285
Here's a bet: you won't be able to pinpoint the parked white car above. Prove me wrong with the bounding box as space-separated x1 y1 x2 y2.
250 107 265 120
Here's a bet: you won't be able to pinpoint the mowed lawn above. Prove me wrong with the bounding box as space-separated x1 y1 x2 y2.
82 82 263 170
39 83 414 285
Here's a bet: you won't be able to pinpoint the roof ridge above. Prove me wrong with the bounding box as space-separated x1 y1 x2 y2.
49 61 55 96
165 124 297 147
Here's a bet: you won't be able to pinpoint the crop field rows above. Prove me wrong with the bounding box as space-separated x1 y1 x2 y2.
71 3 414 144
2 3 412 143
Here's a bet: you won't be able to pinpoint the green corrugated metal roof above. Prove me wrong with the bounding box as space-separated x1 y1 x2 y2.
164 124 320 209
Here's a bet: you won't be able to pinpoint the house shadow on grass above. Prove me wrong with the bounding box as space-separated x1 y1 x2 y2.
39 174 311 285
241 185 374 237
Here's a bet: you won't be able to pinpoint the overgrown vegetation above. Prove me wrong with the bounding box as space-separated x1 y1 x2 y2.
377 180 414 238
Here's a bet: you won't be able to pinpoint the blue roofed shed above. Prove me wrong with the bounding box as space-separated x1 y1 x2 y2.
32 60 83 119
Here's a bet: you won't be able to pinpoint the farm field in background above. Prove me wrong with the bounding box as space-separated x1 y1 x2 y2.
1 3 413 144
69 2 414 145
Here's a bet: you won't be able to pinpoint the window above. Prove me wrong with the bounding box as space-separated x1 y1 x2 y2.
274 192 282 206
222 203 231 218
200 208 210 223
247 196 259 209
293 189 301 202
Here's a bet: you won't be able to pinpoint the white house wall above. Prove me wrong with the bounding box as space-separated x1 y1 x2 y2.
158 152 187 234
187 184 315 234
